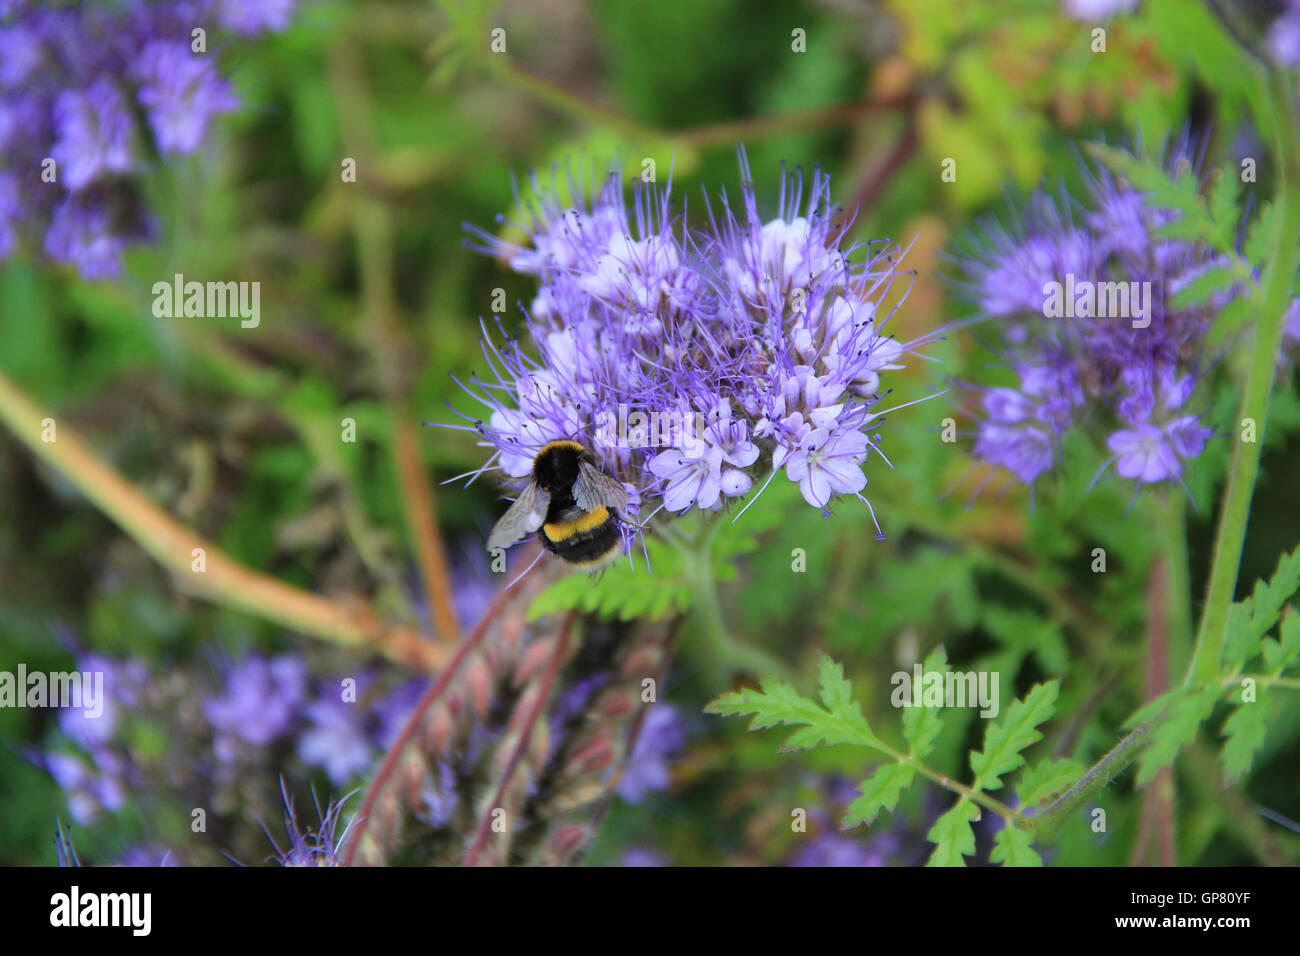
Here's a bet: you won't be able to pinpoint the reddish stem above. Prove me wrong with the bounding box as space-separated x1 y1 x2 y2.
340 580 521 866
463 611 576 867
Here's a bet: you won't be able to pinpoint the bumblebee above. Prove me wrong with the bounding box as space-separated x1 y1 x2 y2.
487 440 628 569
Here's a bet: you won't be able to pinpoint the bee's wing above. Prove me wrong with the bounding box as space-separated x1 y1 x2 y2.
487 481 550 551
573 460 629 515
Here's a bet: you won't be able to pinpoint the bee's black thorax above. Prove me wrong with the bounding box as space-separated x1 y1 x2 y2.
533 441 587 495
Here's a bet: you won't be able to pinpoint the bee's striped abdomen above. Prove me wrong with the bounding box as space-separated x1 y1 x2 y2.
541 505 620 568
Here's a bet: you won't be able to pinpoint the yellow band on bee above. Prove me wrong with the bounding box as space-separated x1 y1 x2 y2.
538 439 585 456
543 506 610 541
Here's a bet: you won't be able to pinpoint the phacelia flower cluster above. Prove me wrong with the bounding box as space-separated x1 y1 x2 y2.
955 145 1234 493
0 0 295 278
457 151 939 544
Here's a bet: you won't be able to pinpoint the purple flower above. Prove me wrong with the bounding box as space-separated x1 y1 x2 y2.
268 788 351 867
781 423 871 510
1282 299 1300 359
1268 2 1300 67
419 761 461 828
217 0 297 36
620 848 668 867
452 151 940 547
297 696 374 785
45 752 125 825
1062 0 1138 20
204 654 307 755
956 141 1224 494
134 42 238 155
0 1 296 278
0 25 41 88
618 704 684 803
43 199 134 279
0 172 19 257
57 653 146 751
1106 416 1211 484
51 79 135 192
1107 424 1183 483
115 846 178 867
647 443 724 512
370 678 425 749
787 832 889 867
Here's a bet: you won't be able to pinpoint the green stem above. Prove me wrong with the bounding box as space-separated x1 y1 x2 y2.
1032 716 1162 842
1158 492 1194 678
672 516 794 683
1186 68 1300 686
877 745 1021 824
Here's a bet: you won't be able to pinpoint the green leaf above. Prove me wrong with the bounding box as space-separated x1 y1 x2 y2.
842 763 916 829
991 827 1042 867
1170 263 1245 309
1225 546 1300 668
1244 202 1280 271
1125 685 1188 729
1206 294 1253 350
926 800 979 867
1220 686 1274 784
817 654 857 716
1086 144 1219 250
1207 167 1239 248
1136 685 1221 787
970 682 1059 791
901 646 948 759
705 654 880 752
1016 757 1085 808
1262 608 1300 672
527 536 693 622
981 605 1068 676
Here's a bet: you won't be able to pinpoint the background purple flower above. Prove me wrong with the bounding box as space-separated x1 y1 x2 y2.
134 42 239 154
0 0 295 278
955 142 1229 493
204 654 307 758
618 704 684 803
297 695 375 785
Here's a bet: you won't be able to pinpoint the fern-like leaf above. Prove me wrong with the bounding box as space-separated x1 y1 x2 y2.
926 800 979 867
842 763 916 830
991 827 1042 867
970 681 1059 791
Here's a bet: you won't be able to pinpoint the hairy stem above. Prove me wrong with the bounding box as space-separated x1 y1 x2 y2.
1186 68 1300 685
1033 716 1162 842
